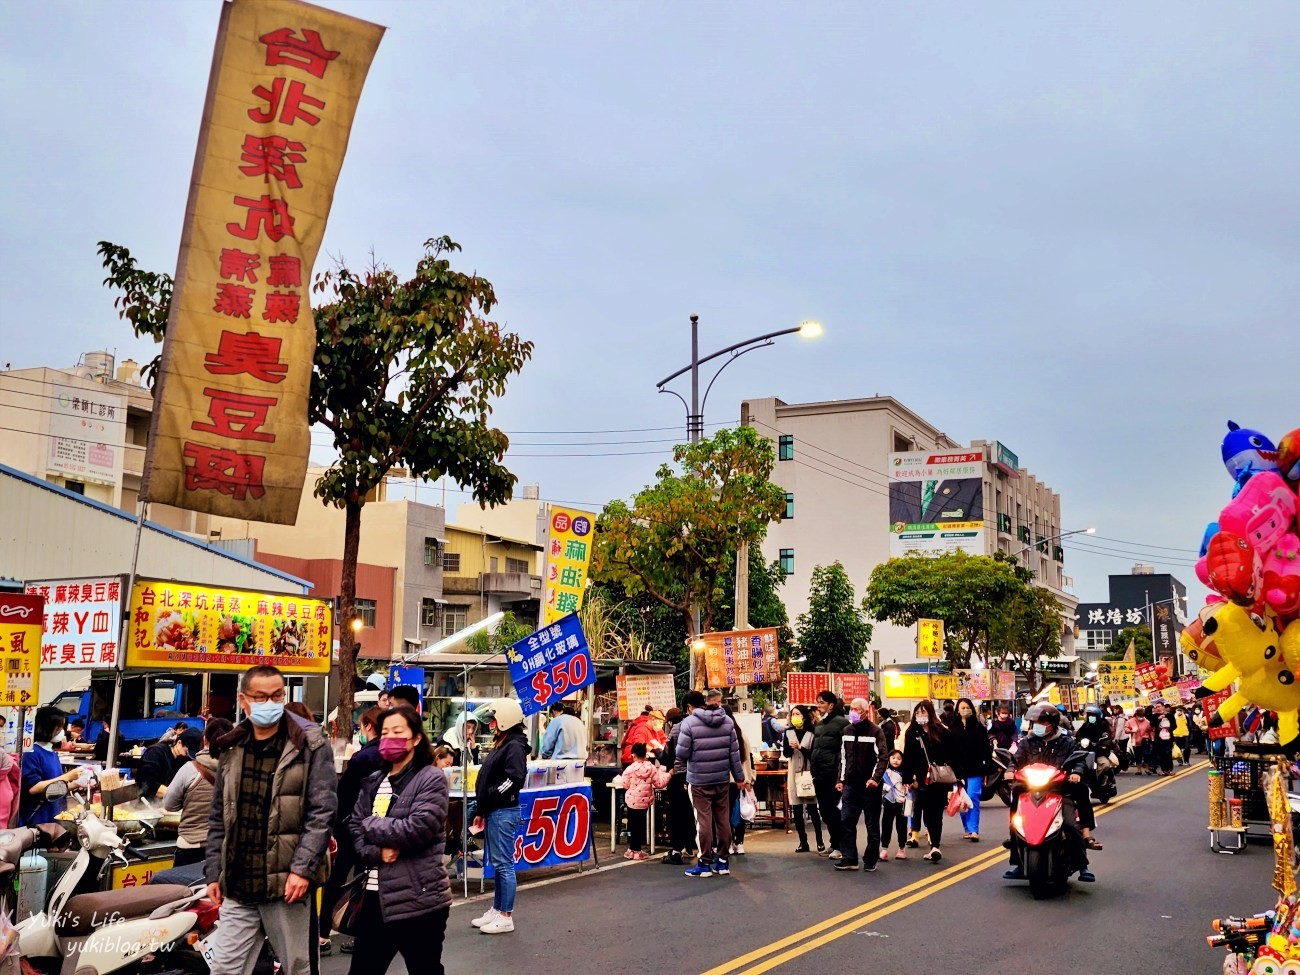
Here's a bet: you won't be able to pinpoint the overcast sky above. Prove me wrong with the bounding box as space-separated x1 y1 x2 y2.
3 1 1297 613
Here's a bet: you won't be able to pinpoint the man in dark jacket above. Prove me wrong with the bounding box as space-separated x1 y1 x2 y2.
675 690 747 878
988 704 1019 751
137 728 202 799
205 665 337 975
834 698 888 872
811 691 849 860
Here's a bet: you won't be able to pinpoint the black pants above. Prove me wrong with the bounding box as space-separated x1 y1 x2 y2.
627 806 648 851
839 783 881 866
1116 740 1130 771
917 784 948 849
881 799 907 850
348 892 447 975
814 776 842 851
1152 737 1174 774
319 840 358 938
728 784 747 845
666 773 696 853
792 802 823 847
1069 781 1096 831
172 845 204 867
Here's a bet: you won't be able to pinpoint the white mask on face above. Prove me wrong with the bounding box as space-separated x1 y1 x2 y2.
915 714 929 726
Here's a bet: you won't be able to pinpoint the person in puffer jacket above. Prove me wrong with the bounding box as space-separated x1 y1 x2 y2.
674 690 748 877
615 743 671 859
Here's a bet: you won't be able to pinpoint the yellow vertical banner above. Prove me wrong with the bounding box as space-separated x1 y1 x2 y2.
0 594 44 706
917 618 944 658
142 0 385 524
543 508 596 624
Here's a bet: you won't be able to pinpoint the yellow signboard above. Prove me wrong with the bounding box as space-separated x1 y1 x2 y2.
882 672 957 700
1096 661 1135 697
918 619 944 658
0 594 43 706
125 580 331 674
141 0 385 524
111 858 176 889
543 508 596 625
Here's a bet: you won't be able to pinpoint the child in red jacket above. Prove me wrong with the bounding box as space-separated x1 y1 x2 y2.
615 743 671 860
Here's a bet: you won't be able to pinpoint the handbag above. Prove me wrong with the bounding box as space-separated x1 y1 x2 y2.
330 870 367 936
920 737 958 786
738 791 758 823
795 770 816 799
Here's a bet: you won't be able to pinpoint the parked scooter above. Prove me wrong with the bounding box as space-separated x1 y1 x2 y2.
983 747 1015 807
13 783 204 975
1005 749 1094 899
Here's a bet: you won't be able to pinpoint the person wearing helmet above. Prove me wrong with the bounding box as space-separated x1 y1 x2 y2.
471 699 528 935
1054 703 1075 733
1002 703 1096 883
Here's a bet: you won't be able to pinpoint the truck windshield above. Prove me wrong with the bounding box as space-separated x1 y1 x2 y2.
48 691 84 715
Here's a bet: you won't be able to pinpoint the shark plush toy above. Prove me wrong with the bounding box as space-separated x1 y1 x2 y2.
1223 421 1280 497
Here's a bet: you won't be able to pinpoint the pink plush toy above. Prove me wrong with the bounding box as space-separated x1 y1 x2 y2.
1263 532 1300 620
1219 471 1298 560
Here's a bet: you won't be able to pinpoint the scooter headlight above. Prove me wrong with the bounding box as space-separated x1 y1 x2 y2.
1011 812 1024 834
1021 766 1057 790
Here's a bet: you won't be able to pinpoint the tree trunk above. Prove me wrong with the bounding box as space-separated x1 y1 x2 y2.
335 498 363 743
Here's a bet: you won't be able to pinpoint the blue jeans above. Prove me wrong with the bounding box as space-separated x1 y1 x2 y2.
487 806 521 913
959 775 982 834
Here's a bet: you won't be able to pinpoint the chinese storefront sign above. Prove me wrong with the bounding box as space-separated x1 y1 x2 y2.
1096 661 1136 698
543 507 596 625
955 669 993 700
994 670 1017 699
141 0 384 524
929 673 959 700
882 671 957 700
918 618 944 659
1134 662 1168 693
832 673 873 703
506 614 595 717
25 576 125 670
112 858 176 890
1203 689 1238 740
617 673 677 721
0 594 43 706
124 580 331 674
786 672 832 705
700 628 781 688
887 451 986 558
46 385 126 487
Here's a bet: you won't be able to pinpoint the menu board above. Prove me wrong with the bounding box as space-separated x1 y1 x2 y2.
0 593 43 706
617 673 677 721
125 579 331 673
25 576 125 669
786 672 831 705
832 673 873 703
1096 661 1136 698
700 628 781 688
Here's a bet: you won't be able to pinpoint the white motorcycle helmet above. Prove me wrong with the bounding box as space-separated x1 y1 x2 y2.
482 697 525 734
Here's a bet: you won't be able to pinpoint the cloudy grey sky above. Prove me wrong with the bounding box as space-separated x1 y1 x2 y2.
3 1 1297 611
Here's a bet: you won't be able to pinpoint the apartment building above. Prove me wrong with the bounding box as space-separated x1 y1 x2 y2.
440 525 544 639
741 395 1078 668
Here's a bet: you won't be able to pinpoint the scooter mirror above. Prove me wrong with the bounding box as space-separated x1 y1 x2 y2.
45 780 70 801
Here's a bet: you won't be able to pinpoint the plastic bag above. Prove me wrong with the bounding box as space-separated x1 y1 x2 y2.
739 791 758 822
945 787 971 818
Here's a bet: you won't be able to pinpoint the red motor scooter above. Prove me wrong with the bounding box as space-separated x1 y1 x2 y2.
1006 750 1092 900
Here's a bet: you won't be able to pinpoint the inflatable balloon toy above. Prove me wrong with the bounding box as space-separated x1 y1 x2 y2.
1277 428 1300 491
1201 531 1264 608
1223 421 1280 497
1198 606 1300 743
1180 603 1226 673
1219 472 1297 561
1263 533 1300 620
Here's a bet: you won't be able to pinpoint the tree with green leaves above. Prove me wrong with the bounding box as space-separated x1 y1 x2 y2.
715 548 796 662
464 611 536 656
1100 626 1153 663
796 562 873 674
986 585 1064 694
592 426 788 686
99 237 532 738
863 550 1025 668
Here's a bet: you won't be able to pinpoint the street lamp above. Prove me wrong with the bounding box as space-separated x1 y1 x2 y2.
1015 526 1095 561
657 314 823 688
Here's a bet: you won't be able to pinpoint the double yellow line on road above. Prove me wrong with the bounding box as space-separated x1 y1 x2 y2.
703 760 1209 975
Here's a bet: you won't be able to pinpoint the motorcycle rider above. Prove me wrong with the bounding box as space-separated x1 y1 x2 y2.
1002 703 1096 884
1077 705 1117 801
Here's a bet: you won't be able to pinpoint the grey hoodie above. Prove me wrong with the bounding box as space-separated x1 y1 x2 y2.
674 706 745 787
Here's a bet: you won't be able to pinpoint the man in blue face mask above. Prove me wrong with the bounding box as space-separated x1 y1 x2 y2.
204 665 337 975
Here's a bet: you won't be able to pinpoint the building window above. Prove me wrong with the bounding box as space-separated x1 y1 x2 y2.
420 598 439 627
355 598 376 628
779 548 795 575
778 435 794 461
423 537 441 566
442 605 468 638
784 493 795 520
505 557 529 574
442 551 461 573
65 480 85 496
1080 630 1112 652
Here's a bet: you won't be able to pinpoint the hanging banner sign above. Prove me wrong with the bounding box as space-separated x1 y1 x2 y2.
955 670 992 700
506 614 596 717
832 673 873 703
918 619 944 659
1096 661 1136 698
994 670 1017 699
617 674 676 721
543 508 596 625
482 782 593 876
786 672 832 705
0 594 44 706
1203 688 1238 740
141 0 384 524
25 576 126 670
124 580 331 673
700 628 781 688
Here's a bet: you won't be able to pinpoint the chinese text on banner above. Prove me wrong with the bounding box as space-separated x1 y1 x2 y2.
544 508 596 624
0 594 44 706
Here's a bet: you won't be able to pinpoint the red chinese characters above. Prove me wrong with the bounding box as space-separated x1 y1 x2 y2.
248 78 324 126
192 389 278 443
239 134 306 189
205 331 288 384
227 195 295 242
183 443 267 501
259 28 339 78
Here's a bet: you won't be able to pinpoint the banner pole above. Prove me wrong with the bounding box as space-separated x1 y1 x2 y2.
108 502 149 768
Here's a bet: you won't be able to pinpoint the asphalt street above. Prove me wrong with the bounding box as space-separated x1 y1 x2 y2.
319 759 1274 975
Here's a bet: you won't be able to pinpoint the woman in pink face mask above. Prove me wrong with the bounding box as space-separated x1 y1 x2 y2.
347 705 452 975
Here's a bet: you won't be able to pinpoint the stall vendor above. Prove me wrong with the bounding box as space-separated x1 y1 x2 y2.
21 708 81 826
